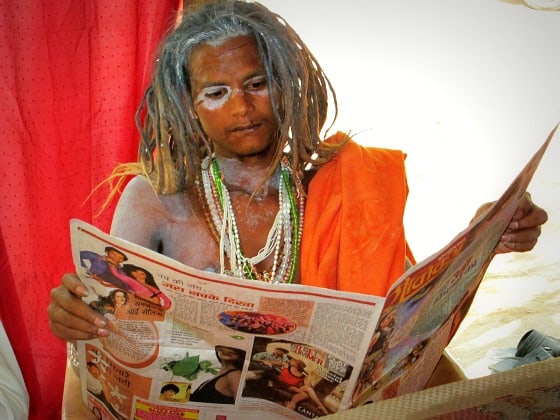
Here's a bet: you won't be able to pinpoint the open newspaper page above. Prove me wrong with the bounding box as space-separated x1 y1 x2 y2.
351 123 557 407
71 220 385 420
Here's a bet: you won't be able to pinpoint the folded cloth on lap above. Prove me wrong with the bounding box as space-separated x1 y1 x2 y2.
515 329 560 358
489 329 559 373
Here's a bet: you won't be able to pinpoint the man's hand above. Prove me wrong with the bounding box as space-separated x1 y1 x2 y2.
47 273 109 341
492 192 548 254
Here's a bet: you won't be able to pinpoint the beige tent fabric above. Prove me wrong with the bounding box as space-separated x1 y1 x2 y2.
325 357 559 419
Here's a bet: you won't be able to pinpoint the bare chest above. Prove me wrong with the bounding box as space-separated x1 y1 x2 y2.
157 189 285 278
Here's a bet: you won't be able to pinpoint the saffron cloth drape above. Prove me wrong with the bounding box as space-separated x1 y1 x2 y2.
0 1 180 418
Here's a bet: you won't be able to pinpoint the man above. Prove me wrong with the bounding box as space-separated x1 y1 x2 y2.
48 0 548 407
48 0 547 340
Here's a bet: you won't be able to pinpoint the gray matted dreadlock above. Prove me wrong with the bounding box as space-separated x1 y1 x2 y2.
116 0 343 197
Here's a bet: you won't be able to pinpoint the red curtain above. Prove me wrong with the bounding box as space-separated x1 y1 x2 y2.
0 1 180 418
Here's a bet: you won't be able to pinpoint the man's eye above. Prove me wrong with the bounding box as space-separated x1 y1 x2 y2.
246 77 267 91
205 87 229 99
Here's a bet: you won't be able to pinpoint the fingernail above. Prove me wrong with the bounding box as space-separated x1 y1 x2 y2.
97 328 109 336
77 286 89 297
94 318 107 328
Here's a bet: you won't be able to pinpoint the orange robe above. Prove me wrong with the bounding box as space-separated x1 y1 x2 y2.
300 132 414 297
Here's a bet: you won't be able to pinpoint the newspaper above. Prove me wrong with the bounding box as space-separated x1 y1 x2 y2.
72 124 556 420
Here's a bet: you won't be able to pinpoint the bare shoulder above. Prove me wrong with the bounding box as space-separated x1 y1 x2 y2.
118 175 159 203
110 176 215 267
227 369 242 388
110 176 192 250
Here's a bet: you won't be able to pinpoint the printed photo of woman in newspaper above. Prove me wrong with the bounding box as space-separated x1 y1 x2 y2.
243 338 352 417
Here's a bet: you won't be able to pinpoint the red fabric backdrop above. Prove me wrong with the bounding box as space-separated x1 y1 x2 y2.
0 1 180 418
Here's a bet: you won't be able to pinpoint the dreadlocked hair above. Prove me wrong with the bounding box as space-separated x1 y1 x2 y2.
112 0 344 198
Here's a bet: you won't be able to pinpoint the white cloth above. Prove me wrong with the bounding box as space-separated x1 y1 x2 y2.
0 320 29 420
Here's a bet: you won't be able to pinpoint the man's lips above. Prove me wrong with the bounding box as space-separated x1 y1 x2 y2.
230 122 261 132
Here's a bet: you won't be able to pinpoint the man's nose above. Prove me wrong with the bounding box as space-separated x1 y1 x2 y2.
229 88 254 115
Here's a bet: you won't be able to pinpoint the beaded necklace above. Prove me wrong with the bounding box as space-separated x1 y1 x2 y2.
199 155 304 284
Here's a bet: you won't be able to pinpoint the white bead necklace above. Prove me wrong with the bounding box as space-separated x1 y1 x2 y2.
200 156 302 283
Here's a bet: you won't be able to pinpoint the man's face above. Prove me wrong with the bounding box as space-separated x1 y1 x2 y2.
189 35 279 160
106 250 125 265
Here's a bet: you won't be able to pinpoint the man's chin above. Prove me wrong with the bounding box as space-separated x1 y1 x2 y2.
218 141 277 161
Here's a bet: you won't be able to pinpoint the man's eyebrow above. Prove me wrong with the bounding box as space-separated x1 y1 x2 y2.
192 71 267 90
245 71 267 80
193 80 229 89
